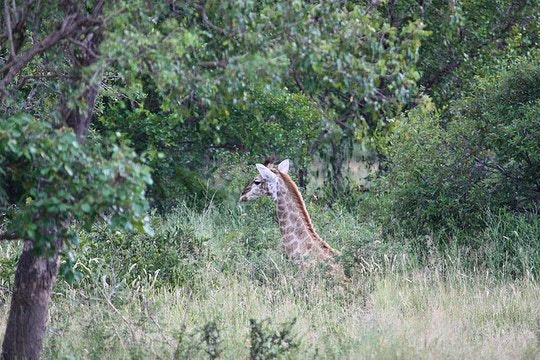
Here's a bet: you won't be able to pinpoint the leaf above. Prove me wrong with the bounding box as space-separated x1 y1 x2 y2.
64 165 74 176
81 203 91 213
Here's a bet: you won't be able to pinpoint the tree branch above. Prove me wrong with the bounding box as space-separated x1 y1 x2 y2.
198 59 228 69
15 71 76 90
12 0 34 53
0 231 19 241
4 0 16 58
423 2 535 90
193 2 229 36
68 36 100 61
473 156 519 181
0 13 102 102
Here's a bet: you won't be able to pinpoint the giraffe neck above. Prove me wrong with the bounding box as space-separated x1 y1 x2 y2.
272 172 336 261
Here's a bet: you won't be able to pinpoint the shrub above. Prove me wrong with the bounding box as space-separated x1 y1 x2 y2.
376 55 540 235
75 215 210 290
249 318 299 360
97 85 322 211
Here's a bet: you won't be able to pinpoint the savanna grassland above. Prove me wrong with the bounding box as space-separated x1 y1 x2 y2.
1 203 539 359
2 1 540 359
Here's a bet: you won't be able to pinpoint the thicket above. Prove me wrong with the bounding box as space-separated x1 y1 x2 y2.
378 56 540 230
369 55 540 275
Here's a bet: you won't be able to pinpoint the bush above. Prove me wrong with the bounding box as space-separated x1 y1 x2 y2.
376 55 540 235
75 213 211 290
97 85 322 211
249 318 299 360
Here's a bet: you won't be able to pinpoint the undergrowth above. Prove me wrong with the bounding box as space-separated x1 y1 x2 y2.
0 201 539 358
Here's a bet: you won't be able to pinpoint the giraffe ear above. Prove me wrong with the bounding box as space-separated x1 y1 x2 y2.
256 163 277 182
277 159 290 174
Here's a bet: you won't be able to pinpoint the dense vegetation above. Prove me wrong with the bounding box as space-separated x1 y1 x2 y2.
1 0 539 358
377 55 540 249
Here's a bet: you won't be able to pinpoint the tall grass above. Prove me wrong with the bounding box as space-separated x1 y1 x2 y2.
0 202 539 358
3 268 536 359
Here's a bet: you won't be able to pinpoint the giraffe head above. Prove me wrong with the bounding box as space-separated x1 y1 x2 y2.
239 159 290 202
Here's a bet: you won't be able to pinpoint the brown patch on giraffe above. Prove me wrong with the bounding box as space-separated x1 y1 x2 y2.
289 224 296 234
283 242 296 253
274 170 341 257
240 184 252 197
287 213 296 224
290 248 302 257
282 234 293 243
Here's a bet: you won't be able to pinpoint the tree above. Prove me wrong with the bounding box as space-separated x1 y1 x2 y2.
378 53 540 234
95 1 426 203
380 0 540 104
1 1 151 358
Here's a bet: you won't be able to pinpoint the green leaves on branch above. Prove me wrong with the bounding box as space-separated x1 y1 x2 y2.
220 86 322 161
0 114 153 257
101 1 427 137
281 4 427 137
386 0 540 104
94 1 428 203
377 54 540 234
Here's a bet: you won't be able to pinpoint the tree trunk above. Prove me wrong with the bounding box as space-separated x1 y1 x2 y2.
329 140 344 204
297 166 307 189
1 239 62 360
1 3 103 358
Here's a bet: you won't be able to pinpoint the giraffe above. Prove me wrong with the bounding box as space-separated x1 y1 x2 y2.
240 158 341 268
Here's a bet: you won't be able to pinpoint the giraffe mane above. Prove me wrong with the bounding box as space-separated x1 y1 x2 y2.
275 170 340 256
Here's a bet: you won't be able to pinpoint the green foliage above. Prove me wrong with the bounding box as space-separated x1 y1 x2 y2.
174 321 223 359
376 55 540 235
225 86 322 163
450 60 540 210
374 107 473 232
93 1 427 205
76 216 209 288
102 1 425 125
0 242 19 293
201 321 223 360
97 86 323 209
383 0 540 104
249 318 298 360
476 210 540 278
0 114 152 278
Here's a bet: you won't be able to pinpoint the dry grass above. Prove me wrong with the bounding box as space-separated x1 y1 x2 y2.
2 266 537 359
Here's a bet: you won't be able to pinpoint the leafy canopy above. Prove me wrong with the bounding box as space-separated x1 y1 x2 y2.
95 1 427 204
0 114 152 280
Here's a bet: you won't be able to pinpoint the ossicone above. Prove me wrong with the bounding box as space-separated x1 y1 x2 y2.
263 153 277 167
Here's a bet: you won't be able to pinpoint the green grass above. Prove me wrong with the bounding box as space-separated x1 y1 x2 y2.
1 202 539 359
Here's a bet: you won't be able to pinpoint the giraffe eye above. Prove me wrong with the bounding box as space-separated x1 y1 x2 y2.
254 180 261 185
